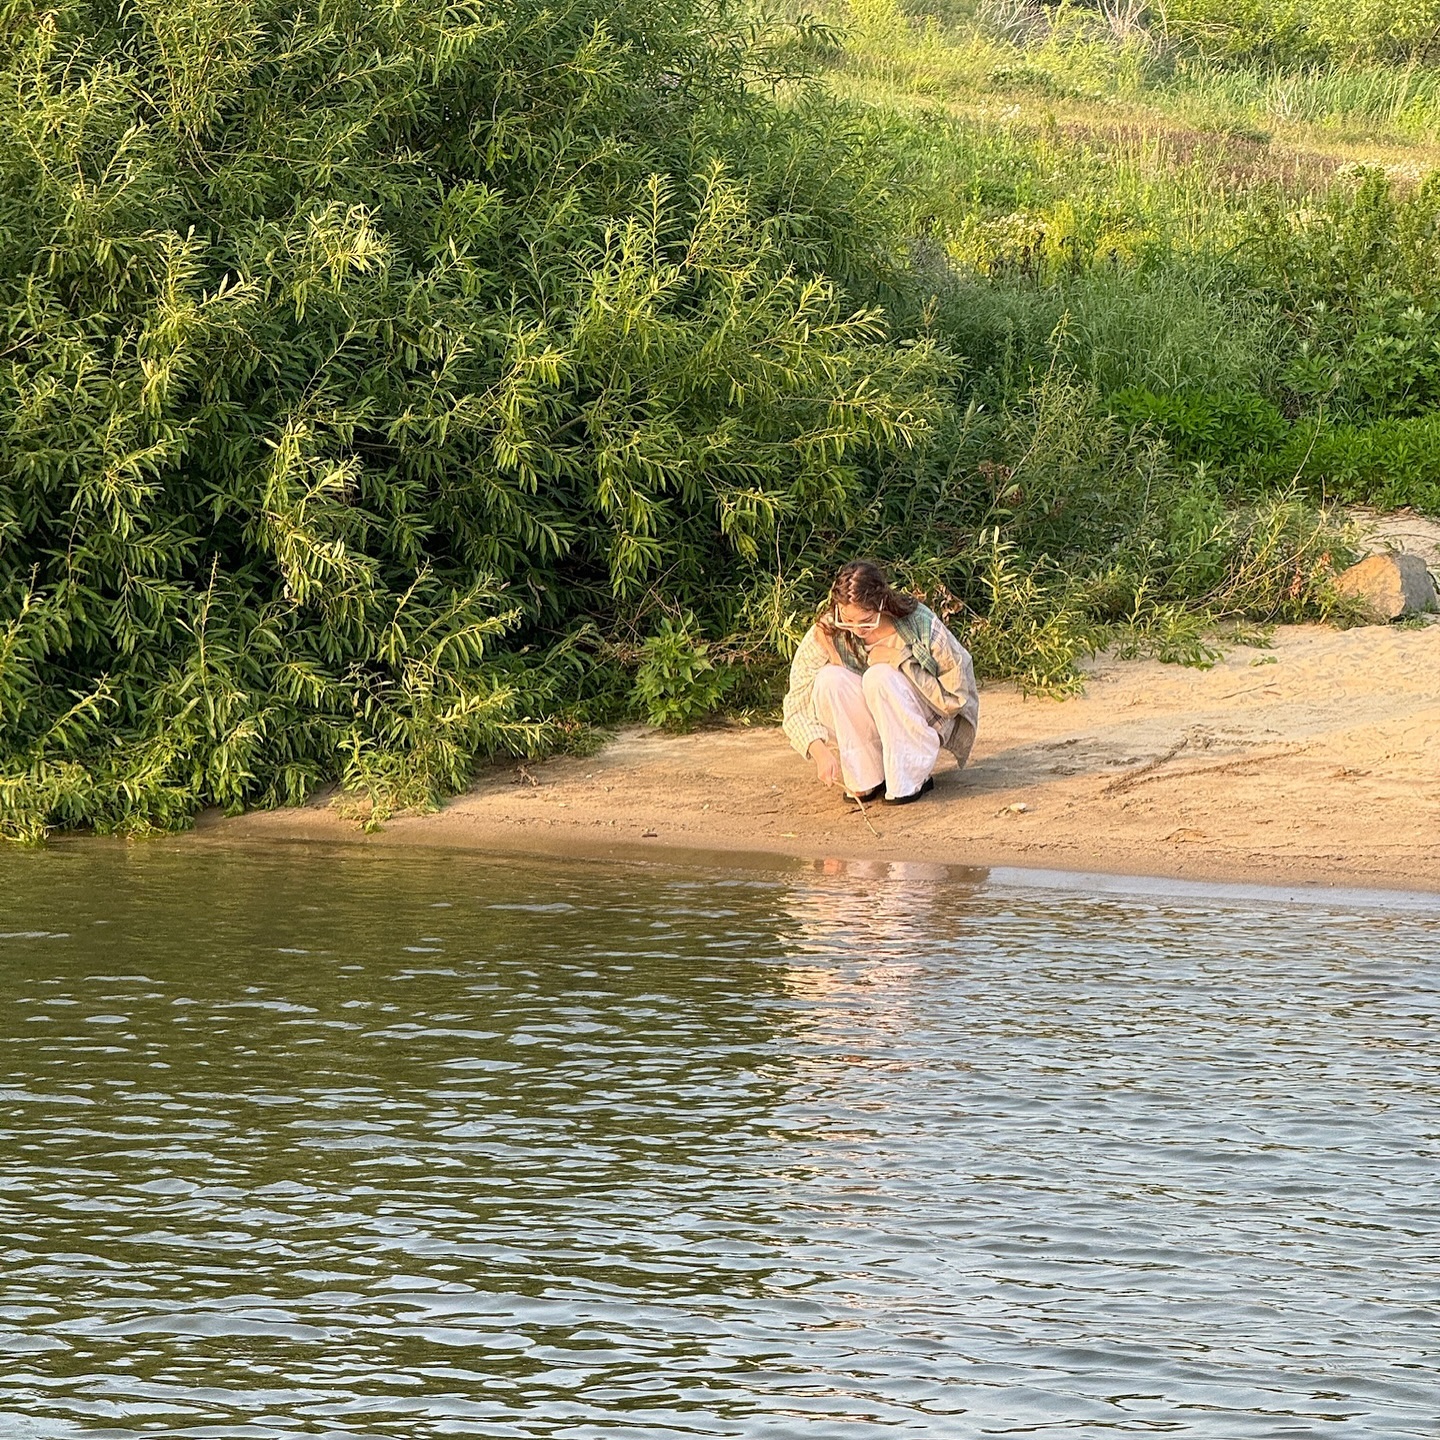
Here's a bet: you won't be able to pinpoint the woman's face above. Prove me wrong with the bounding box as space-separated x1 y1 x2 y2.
833 601 883 633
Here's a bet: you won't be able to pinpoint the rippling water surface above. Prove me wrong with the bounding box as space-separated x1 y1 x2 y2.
1 844 1437 1437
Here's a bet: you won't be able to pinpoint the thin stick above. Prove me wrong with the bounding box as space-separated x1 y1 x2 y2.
852 791 882 840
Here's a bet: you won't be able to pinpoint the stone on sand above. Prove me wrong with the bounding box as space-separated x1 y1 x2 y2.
1333 552 1438 621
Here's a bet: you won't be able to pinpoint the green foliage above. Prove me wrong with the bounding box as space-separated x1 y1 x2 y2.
0 0 943 837
633 612 737 729
4 0 1412 837
957 533 1092 693
1110 389 1289 466
1286 414 1440 511
1164 0 1440 66
1240 171 1440 421
848 20 1440 518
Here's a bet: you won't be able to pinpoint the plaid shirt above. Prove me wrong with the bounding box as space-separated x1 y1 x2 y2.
782 604 980 761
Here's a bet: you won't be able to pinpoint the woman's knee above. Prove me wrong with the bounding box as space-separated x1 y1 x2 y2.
860 663 906 699
815 665 861 702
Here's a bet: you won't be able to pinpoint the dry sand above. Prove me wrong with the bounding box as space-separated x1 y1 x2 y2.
214 615 1440 895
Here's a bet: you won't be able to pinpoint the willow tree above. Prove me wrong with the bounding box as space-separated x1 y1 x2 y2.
0 0 943 837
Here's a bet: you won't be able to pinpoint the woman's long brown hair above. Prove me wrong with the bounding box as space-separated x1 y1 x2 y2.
819 560 918 636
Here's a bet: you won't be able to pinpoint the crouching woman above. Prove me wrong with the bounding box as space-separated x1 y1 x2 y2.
782 561 979 805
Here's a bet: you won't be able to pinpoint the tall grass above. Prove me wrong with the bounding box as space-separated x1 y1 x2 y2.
1165 60 1440 140
832 1 1440 492
833 0 1440 151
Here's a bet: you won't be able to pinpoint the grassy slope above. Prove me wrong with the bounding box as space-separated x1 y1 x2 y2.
815 2 1440 526
830 1 1440 176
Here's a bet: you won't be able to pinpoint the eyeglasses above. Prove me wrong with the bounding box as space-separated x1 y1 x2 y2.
831 607 883 633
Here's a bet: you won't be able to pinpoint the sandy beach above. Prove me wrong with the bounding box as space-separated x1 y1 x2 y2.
211 616 1440 894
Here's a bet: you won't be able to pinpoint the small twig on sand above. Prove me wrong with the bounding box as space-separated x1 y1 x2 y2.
852 792 882 840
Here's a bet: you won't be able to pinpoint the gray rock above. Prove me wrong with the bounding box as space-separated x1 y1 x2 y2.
1333 552 1439 621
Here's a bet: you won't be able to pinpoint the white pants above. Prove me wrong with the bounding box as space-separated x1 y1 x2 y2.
812 665 950 801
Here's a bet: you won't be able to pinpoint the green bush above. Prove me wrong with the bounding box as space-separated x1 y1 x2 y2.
1110 388 1289 467
1108 391 1440 511
1284 414 1440 510
0 0 944 838
633 613 737 729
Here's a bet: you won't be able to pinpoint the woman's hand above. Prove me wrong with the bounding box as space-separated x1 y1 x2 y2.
865 634 908 666
808 740 841 787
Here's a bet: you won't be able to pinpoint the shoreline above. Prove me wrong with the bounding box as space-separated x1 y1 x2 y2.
186 826 1440 914
198 814 1440 900
206 620 1440 897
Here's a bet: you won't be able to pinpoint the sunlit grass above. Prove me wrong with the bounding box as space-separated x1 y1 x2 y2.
826 0 1440 176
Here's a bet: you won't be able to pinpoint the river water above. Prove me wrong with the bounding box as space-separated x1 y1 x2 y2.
1 844 1437 1437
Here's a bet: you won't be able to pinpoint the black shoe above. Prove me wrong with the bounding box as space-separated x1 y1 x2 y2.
845 782 884 804
883 776 935 806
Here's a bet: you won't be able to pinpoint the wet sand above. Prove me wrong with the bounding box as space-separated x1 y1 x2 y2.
210 620 1440 895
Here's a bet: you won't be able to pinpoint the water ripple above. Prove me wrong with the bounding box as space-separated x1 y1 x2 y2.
0 846 1436 1436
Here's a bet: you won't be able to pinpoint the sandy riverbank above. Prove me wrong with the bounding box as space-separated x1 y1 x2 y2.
210 617 1440 894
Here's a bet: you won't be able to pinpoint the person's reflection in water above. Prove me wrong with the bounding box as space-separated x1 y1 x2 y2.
776 858 986 1036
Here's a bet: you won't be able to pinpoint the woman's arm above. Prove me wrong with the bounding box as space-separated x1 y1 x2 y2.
781 627 834 759
901 615 979 725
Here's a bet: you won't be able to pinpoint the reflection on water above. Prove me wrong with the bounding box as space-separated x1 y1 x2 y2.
0 843 1437 1437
